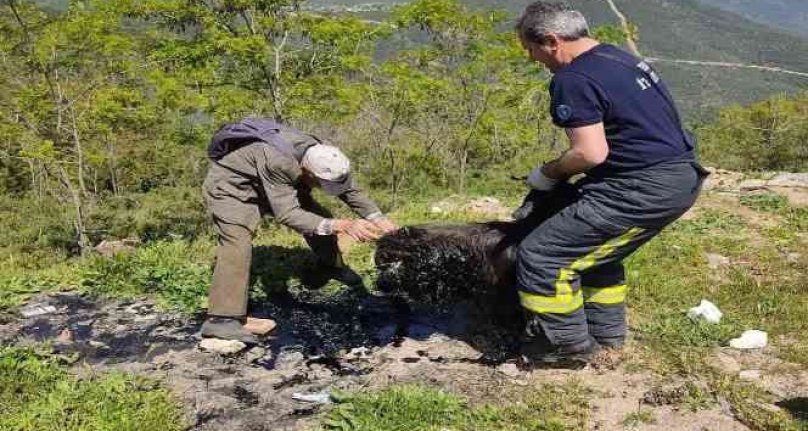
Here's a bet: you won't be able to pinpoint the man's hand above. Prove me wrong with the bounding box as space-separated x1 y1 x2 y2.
335 219 382 242
372 218 399 235
513 189 549 221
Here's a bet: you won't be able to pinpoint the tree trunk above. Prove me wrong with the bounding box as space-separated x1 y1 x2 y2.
57 166 91 255
106 137 119 195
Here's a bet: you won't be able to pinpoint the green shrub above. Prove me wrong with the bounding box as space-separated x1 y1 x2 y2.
0 195 77 259
88 186 210 243
696 92 808 172
0 265 81 313
80 240 212 312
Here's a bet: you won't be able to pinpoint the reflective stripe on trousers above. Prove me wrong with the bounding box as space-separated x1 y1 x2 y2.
519 227 643 315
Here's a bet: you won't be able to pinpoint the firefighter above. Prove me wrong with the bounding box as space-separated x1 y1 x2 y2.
514 2 708 364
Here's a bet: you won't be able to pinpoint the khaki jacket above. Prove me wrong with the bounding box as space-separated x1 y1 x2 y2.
203 141 381 235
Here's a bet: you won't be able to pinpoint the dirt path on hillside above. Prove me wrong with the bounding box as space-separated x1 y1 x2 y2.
0 288 766 431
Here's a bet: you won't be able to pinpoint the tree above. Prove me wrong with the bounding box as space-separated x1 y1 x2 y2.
0 0 150 253
696 92 808 171
116 0 386 124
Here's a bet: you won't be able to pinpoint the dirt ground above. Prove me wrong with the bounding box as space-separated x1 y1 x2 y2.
2 287 794 431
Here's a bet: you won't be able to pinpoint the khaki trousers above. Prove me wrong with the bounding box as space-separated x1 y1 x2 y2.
207 195 343 318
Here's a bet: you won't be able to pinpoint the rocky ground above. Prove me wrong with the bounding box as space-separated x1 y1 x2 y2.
3 287 805 430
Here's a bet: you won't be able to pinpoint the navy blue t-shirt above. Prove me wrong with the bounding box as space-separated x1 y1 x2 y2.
549 44 693 178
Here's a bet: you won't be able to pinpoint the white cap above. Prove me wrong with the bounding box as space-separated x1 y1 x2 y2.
301 144 352 195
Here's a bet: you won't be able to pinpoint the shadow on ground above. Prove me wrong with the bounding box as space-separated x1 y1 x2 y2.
776 397 808 421
0 245 524 430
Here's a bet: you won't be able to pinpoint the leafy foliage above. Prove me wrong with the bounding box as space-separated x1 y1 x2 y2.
696 92 808 171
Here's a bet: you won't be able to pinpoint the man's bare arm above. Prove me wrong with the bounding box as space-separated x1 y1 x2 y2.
542 122 609 180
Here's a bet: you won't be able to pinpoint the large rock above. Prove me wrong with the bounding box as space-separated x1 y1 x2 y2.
464 197 510 217
244 317 277 336
94 238 140 257
767 173 808 188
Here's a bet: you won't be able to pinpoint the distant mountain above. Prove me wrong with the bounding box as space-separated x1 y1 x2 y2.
33 0 808 118
696 0 808 36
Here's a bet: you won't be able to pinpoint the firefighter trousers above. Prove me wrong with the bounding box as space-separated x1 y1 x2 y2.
515 160 708 346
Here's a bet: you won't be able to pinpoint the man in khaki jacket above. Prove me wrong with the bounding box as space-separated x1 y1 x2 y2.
201 120 397 343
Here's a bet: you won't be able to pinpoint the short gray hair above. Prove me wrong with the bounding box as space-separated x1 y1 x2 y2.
517 1 590 44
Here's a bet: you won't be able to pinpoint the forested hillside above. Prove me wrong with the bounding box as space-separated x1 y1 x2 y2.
697 0 808 36
6 0 806 258
305 0 808 117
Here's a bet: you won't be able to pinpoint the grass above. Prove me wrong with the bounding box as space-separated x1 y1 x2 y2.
0 347 185 431
622 409 656 428
628 205 808 367
1 189 807 430
322 383 589 431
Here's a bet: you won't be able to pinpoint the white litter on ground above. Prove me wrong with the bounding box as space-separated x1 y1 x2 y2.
729 330 768 349
292 392 332 404
687 299 723 324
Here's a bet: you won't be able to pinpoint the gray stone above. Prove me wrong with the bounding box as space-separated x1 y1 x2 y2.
292 392 332 404
767 173 808 188
705 352 741 374
94 238 140 257
738 179 768 191
497 363 521 377
199 338 248 355
244 347 268 364
274 350 305 369
20 303 57 318
88 340 109 349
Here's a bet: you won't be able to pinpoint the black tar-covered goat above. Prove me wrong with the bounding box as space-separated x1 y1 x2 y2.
375 183 579 325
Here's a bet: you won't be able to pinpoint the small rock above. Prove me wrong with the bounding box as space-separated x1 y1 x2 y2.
274 350 306 370
244 317 277 336
738 179 768 191
88 340 109 349
497 363 520 377
20 303 58 318
56 329 74 344
729 330 768 350
134 314 159 323
199 338 248 355
739 370 762 381
705 352 741 374
430 206 446 214
718 396 735 417
94 238 140 257
348 347 371 357
786 253 802 264
464 197 509 216
767 173 808 188
244 347 268 364
706 253 731 269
